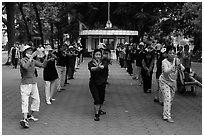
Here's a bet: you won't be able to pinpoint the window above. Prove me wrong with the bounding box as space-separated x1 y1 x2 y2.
101 38 115 50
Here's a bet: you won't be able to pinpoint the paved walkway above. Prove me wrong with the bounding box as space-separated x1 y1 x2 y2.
2 58 202 135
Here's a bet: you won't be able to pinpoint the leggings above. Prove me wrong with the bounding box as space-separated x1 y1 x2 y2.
159 80 176 119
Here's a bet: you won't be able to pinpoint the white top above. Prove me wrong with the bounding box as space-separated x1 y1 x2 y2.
37 47 45 58
159 58 185 85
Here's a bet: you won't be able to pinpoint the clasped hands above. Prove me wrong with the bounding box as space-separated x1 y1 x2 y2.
93 60 104 69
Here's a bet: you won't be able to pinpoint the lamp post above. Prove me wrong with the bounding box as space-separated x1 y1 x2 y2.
106 2 112 29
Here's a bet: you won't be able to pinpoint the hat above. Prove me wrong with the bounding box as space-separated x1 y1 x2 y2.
69 46 74 49
22 45 32 52
155 44 161 50
45 45 53 51
139 42 145 46
161 48 167 53
124 42 129 45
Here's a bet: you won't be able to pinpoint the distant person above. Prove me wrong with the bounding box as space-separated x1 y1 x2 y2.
36 44 45 63
125 44 133 76
118 44 125 68
68 45 77 80
9 44 20 69
141 50 154 93
136 42 145 86
159 46 185 123
132 43 137 79
19 45 48 128
56 45 67 92
177 46 183 59
182 44 192 73
43 45 58 105
116 44 120 61
88 49 107 121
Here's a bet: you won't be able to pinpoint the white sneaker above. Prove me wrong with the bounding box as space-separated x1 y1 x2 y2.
46 101 51 105
50 98 56 102
20 119 29 128
27 115 38 121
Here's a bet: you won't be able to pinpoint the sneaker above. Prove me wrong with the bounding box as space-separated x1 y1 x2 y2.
167 118 174 123
50 98 56 102
27 115 38 121
154 98 159 102
46 101 51 105
147 89 151 93
99 110 106 115
160 102 164 106
94 114 100 121
20 119 29 128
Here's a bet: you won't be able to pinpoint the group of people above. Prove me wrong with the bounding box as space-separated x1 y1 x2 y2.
116 42 155 92
18 42 83 128
116 41 192 123
16 38 193 128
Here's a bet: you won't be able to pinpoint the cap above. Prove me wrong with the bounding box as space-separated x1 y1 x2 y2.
22 45 32 52
124 42 129 45
69 46 74 49
139 42 145 46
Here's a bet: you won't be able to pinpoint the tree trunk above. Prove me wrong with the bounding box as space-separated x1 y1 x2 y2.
50 22 54 49
33 2 44 47
5 2 17 65
193 32 202 53
18 2 31 41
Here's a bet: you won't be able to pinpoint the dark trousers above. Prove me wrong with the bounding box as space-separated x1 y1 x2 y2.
11 58 18 68
89 82 106 105
68 65 75 79
184 68 191 73
119 58 124 68
141 72 153 92
65 65 69 83
126 60 133 75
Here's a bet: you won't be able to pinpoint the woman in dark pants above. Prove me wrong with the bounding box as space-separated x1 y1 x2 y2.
88 49 107 121
141 50 154 93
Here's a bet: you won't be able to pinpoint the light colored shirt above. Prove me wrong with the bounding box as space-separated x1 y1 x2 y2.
159 58 185 86
37 47 45 58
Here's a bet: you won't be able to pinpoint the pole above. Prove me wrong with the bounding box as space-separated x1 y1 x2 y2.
108 2 110 21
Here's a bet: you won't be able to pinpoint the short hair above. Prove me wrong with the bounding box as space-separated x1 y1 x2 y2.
184 44 189 49
166 46 176 54
93 49 102 59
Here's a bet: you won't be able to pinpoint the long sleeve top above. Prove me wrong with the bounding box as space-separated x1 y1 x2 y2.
9 47 20 59
20 57 46 84
159 58 185 87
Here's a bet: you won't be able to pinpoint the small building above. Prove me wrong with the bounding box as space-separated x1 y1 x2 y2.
79 29 138 59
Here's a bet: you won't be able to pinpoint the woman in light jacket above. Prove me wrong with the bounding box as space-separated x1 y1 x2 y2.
159 46 185 123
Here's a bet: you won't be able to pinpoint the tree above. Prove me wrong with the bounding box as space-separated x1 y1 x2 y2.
17 2 31 41
179 2 202 52
4 2 17 65
32 2 44 47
